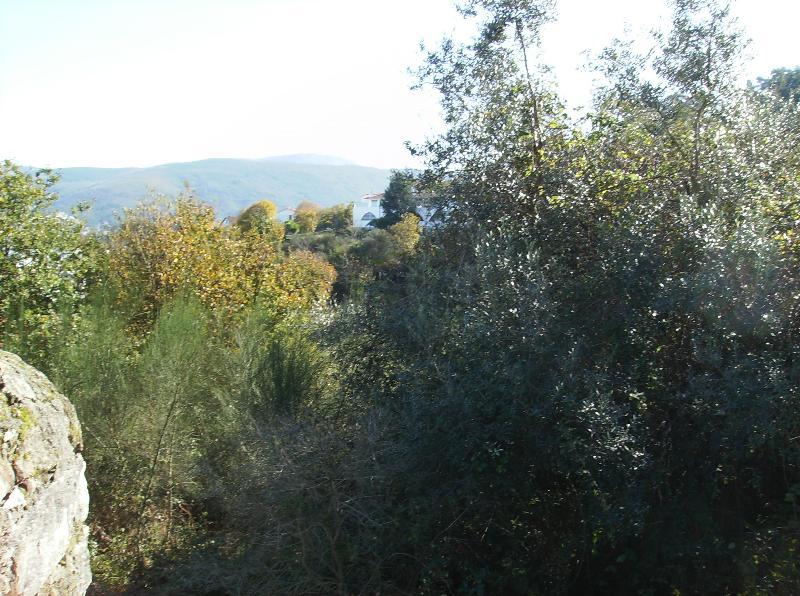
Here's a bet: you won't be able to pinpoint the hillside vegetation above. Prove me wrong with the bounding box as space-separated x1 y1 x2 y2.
3 0 800 594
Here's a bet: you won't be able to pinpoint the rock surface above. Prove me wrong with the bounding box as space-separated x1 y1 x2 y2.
0 350 91 595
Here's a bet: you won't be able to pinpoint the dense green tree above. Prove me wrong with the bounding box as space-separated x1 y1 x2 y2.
375 170 418 228
315 203 353 231
316 0 800 592
0 161 98 364
757 66 800 104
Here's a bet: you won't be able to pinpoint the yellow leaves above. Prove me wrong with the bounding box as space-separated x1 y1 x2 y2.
388 212 421 255
294 201 322 233
107 197 336 327
235 200 283 243
759 191 800 256
259 250 336 314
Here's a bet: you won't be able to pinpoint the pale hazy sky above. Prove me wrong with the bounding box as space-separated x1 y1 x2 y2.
0 0 797 169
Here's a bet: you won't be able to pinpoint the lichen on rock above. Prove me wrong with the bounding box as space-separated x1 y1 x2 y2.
0 350 91 595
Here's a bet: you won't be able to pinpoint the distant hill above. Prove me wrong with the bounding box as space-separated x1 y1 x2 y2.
46 155 392 225
258 154 357 166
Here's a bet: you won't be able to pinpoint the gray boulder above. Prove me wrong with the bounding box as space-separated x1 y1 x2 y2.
0 350 91 595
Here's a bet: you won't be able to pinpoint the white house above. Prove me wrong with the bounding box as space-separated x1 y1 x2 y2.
352 193 384 228
351 193 447 229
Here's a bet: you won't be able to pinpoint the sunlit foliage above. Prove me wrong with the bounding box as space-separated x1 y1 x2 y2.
316 202 353 231
0 161 98 364
107 197 333 327
235 199 285 246
294 200 322 233
8 0 800 593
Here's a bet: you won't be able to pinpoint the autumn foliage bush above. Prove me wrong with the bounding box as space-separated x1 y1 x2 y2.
107 197 335 326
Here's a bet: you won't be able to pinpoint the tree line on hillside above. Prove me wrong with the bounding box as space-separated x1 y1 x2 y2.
3 0 800 593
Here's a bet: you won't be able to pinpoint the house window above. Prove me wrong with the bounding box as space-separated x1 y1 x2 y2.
361 212 376 221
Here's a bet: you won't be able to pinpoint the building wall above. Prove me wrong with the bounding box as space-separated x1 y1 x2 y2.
352 194 383 228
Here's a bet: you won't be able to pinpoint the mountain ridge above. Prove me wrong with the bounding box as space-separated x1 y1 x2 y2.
44 155 393 225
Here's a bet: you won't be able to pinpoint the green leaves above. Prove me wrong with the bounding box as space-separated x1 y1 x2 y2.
375 170 418 228
343 0 800 592
0 161 98 365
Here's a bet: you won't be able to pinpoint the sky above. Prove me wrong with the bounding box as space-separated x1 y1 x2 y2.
0 0 797 170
